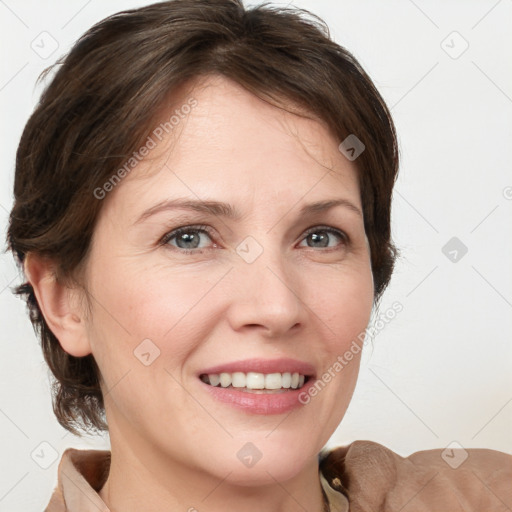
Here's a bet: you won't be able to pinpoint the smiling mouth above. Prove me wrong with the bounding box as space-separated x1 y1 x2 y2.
199 371 310 393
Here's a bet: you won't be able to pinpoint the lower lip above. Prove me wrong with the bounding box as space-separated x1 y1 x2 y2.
199 378 316 415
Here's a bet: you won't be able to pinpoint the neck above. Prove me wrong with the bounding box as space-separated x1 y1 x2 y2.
99 431 326 512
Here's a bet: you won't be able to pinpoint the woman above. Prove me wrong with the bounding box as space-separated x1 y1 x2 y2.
6 1 511 511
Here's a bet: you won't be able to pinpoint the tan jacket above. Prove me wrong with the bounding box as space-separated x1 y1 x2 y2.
44 440 512 511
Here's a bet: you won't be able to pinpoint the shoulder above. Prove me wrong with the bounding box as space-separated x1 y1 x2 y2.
319 440 512 512
44 447 111 512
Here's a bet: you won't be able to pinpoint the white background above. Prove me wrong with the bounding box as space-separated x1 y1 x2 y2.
1 0 511 510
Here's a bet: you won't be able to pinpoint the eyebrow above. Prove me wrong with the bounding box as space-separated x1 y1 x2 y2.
134 197 362 224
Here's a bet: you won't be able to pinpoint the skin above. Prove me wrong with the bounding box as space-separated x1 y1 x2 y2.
26 75 374 512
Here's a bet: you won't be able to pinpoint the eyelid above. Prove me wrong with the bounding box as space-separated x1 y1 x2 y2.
301 225 348 242
160 223 349 252
160 224 213 246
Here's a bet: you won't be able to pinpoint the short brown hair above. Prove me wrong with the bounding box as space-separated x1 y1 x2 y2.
6 0 399 435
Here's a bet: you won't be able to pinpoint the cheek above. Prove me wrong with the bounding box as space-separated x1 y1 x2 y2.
304 263 374 346
299 263 372 417
86 249 373 364
305 269 372 420
83 262 215 425
85 226 373 365
85 259 226 365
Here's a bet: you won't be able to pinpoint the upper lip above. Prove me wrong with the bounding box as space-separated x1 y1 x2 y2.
198 358 316 378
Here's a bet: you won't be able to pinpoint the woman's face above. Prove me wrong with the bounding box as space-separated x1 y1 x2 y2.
81 75 374 484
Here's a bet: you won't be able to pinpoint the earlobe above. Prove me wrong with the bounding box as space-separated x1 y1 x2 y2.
24 253 92 357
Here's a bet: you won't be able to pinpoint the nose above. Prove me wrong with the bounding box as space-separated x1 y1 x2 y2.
226 245 306 339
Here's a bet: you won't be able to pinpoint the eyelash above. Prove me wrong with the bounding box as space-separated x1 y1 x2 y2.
159 224 349 255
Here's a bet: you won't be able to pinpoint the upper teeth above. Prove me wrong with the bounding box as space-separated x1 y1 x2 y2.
203 372 306 390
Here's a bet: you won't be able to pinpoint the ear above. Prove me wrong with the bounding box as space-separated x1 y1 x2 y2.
24 253 92 357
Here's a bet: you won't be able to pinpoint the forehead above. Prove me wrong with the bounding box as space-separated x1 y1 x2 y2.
101 75 360 220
